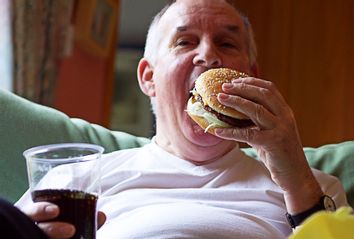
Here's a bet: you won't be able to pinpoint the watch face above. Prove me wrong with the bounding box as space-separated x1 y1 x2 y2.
323 195 336 211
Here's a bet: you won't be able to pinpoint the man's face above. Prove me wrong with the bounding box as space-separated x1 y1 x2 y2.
145 0 252 162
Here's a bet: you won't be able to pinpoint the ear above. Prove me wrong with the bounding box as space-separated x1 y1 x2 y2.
137 58 156 97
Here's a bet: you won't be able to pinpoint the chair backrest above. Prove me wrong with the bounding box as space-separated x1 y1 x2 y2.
242 141 354 207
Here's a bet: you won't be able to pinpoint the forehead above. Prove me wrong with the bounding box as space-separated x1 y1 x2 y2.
158 0 245 32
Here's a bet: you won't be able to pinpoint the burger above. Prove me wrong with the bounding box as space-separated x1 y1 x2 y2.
187 68 255 135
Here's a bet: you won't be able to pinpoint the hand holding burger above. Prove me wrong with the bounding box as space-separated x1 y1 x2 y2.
188 68 324 215
187 68 255 135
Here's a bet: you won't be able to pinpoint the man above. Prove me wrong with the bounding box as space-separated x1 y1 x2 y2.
13 0 348 238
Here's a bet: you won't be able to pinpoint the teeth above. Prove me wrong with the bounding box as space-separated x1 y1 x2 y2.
189 88 196 98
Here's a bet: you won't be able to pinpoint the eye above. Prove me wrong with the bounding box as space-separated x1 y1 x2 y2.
174 36 198 48
220 41 237 49
216 36 242 50
176 39 191 47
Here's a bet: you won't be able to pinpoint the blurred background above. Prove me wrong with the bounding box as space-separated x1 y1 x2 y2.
0 0 353 146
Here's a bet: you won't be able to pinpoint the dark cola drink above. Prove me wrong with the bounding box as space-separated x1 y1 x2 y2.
32 189 98 239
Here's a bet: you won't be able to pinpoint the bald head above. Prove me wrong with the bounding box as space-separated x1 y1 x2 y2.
143 0 257 68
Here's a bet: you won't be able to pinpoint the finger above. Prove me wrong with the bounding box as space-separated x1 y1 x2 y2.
232 77 279 93
23 202 59 222
97 211 107 229
218 93 276 129
232 77 287 108
222 82 283 115
214 127 265 145
37 221 75 239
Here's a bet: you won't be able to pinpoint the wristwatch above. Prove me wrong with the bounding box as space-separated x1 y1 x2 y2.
285 195 336 228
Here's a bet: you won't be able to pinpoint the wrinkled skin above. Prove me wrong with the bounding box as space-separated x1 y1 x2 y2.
138 0 252 164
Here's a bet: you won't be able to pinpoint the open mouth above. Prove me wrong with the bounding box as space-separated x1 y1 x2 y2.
187 84 195 100
188 90 193 98
189 81 197 97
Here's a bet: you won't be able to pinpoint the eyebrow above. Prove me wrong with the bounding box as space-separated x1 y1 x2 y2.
226 25 240 33
176 26 188 32
176 24 240 33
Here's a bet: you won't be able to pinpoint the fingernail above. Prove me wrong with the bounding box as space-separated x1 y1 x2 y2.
60 225 75 237
232 78 243 83
45 205 58 214
214 129 223 134
218 93 229 100
222 83 233 89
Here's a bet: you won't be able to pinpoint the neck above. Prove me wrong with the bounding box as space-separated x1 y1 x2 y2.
154 135 238 165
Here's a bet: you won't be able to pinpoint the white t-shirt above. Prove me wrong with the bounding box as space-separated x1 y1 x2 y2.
16 139 348 239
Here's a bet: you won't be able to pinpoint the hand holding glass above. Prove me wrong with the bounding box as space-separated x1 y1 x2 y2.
24 143 104 239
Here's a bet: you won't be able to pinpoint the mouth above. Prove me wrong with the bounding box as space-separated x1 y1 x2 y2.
189 69 207 92
186 69 209 104
188 89 194 98
188 82 196 99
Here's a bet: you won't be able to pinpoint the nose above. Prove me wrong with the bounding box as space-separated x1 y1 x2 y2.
193 41 222 68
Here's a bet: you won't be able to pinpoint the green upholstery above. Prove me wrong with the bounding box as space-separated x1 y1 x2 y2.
0 89 353 208
242 142 354 207
0 89 149 202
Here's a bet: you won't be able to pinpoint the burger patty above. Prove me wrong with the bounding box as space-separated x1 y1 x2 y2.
196 94 255 128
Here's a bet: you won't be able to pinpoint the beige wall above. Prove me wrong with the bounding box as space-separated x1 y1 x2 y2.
234 0 354 146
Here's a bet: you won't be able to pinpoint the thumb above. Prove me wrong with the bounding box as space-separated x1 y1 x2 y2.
23 202 59 222
97 211 106 229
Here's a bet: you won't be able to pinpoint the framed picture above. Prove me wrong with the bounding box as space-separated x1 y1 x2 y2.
74 0 119 58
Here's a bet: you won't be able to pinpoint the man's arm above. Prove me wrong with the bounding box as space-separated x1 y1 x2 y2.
215 77 324 214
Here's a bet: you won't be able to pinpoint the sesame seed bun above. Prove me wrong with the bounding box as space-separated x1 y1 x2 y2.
195 68 249 119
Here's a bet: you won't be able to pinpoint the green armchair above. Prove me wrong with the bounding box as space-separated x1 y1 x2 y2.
0 89 353 208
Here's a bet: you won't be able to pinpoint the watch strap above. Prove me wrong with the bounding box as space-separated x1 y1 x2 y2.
285 195 333 228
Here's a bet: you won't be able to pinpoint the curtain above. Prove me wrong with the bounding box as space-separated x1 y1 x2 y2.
11 0 75 105
0 0 12 91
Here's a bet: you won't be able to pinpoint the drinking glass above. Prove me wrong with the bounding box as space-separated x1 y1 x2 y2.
23 143 104 239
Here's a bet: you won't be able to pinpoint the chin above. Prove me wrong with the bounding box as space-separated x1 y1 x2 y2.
181 118 238 163
183 115 225 147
